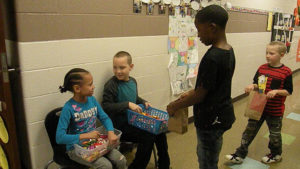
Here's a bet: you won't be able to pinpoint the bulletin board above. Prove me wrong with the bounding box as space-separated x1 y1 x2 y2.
271 13 295 53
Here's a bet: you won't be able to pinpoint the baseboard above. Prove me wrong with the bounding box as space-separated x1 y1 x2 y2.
188 116 194 124
232 93 248 103
293 68 300 74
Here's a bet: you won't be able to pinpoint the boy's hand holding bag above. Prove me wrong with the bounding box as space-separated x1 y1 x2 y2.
244 90 267 120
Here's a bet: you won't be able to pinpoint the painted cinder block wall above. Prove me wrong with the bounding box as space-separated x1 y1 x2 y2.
3 0 300 168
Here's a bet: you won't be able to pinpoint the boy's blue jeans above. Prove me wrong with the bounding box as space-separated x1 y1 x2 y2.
196 128 225 169
235 115 282 158
121 124 170 169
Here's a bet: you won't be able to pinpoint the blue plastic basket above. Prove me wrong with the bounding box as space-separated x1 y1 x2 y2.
127 104 169 135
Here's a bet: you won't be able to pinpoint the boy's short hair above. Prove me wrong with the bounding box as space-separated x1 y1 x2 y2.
268 41 287 54
114 51 132 64
195 5 228 29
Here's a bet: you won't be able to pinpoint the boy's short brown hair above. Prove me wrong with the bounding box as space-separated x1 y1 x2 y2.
268 41 287 54
114 51 132 64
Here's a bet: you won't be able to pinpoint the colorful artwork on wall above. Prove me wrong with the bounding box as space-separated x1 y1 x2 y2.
296 39 300 62
271 13 295 53
168 12 199 95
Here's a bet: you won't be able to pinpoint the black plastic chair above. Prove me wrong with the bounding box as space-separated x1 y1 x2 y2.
44 107 88 169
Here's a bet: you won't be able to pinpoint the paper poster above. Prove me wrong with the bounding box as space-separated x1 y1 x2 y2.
168 37 179 53
177 51 188 66
169 15 197 37
147 2 154 15
168 64 189 95
178 22 188 37
168 52 178 68
170 81 190 95
168 11 199 95
178 37 188 52
169 17 180 36
175 6 181 16
267 12 273 31
175 65 187 81
297 39 300 62
168 58 187 81
133 0 142 13
168 56 190 95
271 12 295 53
186 63 199 79
187 48 198 64
230 6 267 15
158 3 166 14
185 17 198 36
188 37 196 49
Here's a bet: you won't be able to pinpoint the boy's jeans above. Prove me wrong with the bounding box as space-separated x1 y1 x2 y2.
196 128 225 169
235 115 282 158
121 124 170 169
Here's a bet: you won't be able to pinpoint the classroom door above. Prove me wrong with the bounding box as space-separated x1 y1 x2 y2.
0 3 21 169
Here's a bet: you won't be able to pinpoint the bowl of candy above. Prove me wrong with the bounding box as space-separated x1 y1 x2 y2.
74 126 122 162
127 104 169 135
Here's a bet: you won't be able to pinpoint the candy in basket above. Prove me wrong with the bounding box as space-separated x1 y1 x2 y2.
74 126 122 162
127 104 169 135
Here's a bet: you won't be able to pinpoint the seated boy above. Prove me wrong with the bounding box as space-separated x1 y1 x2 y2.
102 51 170 169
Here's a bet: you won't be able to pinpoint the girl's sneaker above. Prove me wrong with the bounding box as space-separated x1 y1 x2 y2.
225 154 244 164
261 153 282 163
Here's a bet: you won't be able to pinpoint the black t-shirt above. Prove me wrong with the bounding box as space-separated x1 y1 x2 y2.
193 46 236 130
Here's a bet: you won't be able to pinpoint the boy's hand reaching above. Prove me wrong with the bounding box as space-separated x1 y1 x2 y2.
245 84 256 93
129 102 142 113
167 102 176 117
107 131 118 145
144 102 152 109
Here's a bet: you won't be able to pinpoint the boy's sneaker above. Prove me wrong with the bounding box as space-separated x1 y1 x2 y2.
261 153 282 163
225 154 244 164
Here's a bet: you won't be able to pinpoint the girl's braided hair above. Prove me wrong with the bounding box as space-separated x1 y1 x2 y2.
59 68 89 93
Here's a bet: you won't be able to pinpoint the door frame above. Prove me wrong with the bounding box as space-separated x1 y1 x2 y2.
0 1 21 169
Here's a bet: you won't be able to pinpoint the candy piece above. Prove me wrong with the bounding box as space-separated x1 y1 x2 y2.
82 141 89 145
99 134 108 139
94 143 103 147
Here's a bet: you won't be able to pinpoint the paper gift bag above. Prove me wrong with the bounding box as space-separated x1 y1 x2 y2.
244 91 267 120
168 108 188 134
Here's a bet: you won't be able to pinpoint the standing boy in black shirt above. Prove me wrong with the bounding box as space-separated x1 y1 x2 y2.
167 5 236 169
